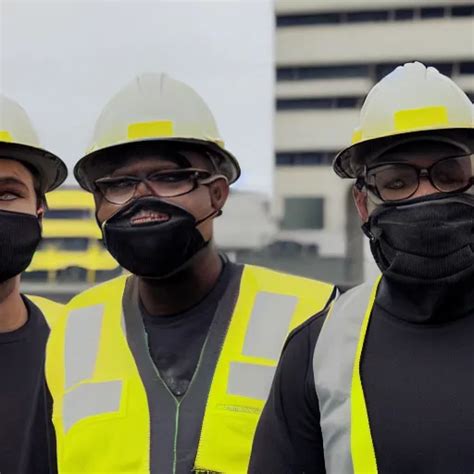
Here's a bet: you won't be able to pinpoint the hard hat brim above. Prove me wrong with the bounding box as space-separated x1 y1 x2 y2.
333 127 474 179
0 141 68 193
74 138 241 191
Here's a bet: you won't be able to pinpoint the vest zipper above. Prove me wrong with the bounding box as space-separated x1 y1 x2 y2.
144 330 212 474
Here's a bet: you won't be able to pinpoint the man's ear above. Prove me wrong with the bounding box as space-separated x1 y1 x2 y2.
37 206 44 220
353 185 369 222
209 178 230 211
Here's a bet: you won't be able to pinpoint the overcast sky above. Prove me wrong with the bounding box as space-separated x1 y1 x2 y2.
0 0 274 195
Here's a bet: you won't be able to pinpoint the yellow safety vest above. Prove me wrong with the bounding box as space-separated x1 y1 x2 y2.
46 264 334 473
27 294 64 329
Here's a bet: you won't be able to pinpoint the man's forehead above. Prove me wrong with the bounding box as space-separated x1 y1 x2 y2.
111 148 212 175
0 157 35 183
373 140 466 164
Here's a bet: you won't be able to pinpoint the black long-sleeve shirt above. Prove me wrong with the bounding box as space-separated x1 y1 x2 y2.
249 277 474 474
0 297 56 474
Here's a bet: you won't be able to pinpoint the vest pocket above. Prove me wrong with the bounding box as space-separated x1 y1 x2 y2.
62 379 125 433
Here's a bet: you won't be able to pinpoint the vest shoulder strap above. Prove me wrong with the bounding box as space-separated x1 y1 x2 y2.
313 276 381 474
26 295 65 328
67 275 128 309
243 264 335 327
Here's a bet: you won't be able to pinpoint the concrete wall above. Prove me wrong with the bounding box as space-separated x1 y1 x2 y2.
274 166 352 256
277 18 474 65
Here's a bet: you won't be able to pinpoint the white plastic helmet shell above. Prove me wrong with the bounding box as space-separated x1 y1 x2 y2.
353 61 472 145
333 62 473 178
75 73 240 190
0 94 41 148
0 94 67 192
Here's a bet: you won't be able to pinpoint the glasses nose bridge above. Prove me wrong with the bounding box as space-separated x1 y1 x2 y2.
135 178 156 198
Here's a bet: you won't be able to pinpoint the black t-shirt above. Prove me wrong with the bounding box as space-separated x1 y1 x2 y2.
0 297 56 474
140 259 238 398
249 278 474 474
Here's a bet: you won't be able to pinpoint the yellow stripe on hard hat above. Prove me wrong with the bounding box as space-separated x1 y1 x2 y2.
0 130 13 142
351 128 363 145
127 120 174 140
394 106 449 132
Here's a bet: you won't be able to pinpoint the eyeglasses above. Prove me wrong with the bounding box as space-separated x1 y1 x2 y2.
362 154 474 202
94 168 214 205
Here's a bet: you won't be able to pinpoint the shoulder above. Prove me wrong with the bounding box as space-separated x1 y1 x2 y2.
284 306 330 355
67 274 129 308
242 264 336 303
25 294 65 329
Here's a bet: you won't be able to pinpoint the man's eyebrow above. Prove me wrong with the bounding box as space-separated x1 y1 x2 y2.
0 176 30 191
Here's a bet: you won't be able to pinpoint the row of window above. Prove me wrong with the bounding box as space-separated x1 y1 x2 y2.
277 96 361 111
277 91 474 111
277 4 474 27
45 209 92 219
277 61 474 82
276 151 335 166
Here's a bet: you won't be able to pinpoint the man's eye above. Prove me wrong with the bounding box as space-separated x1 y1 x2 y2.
0 192 18 201
150 173 188 183
383 179 407 190
110 179 135 189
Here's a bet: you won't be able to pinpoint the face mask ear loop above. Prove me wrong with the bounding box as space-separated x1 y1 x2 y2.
195 208 222 227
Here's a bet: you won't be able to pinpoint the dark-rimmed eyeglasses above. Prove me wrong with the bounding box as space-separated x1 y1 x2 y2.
359 154 474 202
94 168 214 205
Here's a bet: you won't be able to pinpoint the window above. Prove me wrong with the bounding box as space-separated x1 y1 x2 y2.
276 96 360 110
336 97 360 108
346 10 389 23
429 62 453 76
281 197 325 230
276 152 335 166
45 208 92 219
277 65 369 81
451 5 474 17
277 12 340 27
277 98 332 110
460 61 474 74
394 9 415 21
420 7 445 18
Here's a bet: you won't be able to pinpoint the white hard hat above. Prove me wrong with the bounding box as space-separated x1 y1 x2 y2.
0 94 67 192
74 73 241 191
334 62 474 178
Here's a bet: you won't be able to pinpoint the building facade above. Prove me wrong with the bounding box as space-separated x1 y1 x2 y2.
274 0 474 285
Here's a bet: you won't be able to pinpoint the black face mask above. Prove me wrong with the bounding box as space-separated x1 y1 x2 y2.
0 210 42 283
362 193 474 285
101 197 218 279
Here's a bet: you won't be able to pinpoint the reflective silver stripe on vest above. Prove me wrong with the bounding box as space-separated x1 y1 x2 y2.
227 292 298 400
63 381 122 432
242 292 298 360
227 362 276 400
65 305 105 389
313 281 375 474
63 304 122 432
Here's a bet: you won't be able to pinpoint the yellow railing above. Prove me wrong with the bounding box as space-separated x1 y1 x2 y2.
26 188 121 283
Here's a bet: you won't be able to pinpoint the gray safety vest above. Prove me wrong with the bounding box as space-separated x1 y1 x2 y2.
313 277 381 474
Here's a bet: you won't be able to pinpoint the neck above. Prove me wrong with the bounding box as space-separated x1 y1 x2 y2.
0 276 28 333
138 243 223 316
377 271 474 324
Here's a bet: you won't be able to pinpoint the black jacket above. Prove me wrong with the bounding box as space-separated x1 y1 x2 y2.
249 276 474 474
